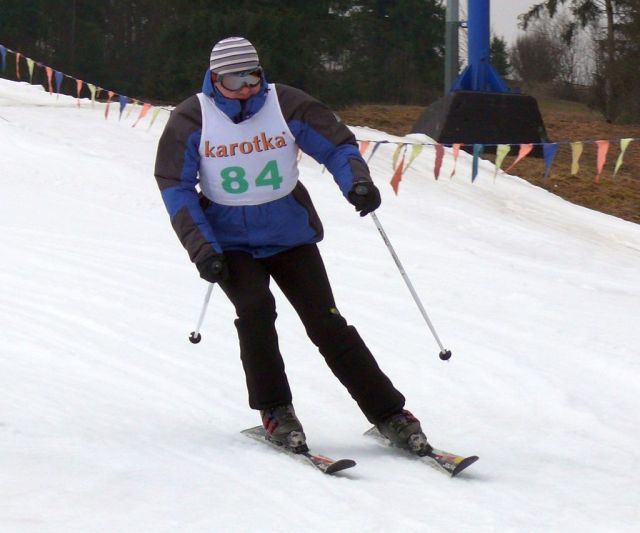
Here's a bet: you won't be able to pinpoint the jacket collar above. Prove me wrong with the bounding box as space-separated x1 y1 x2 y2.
201 70 269 123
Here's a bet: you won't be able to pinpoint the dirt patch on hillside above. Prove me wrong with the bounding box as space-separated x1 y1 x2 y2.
339 101 640 224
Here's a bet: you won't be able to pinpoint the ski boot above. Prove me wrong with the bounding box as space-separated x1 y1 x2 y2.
260 404 308 453
376 409 431 456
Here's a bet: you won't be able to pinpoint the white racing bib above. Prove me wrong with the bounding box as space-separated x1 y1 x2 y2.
197 85 299 206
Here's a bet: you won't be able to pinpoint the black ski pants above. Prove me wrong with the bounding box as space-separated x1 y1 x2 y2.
218 244 405 424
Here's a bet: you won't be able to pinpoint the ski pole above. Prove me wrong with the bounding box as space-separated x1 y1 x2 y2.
189 283 214 344
370 211 452 361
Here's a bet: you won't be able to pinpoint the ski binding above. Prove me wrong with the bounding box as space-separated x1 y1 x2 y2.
242 426 356 475
364 426 478 477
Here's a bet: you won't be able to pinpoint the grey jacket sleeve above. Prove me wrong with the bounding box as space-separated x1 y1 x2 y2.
154 95 221 263
275 84 372 196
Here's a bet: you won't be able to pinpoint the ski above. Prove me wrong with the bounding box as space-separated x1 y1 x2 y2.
242 426 356 475
364 427 478 477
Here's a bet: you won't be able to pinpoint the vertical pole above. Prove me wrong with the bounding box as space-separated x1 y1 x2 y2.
467 0 491 91
370 213 452 360
444 0 460 94
189 283 214 344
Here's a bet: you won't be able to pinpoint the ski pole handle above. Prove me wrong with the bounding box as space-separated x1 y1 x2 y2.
189 283 214 344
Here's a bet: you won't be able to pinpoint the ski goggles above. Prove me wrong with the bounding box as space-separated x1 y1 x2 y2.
216 68 263 91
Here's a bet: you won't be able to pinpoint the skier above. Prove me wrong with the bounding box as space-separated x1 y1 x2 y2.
154 36 429 454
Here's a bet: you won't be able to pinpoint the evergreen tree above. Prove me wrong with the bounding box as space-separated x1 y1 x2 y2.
0 0 446 106
490 35 511 77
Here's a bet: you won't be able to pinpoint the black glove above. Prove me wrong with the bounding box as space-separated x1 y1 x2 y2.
196 253 229 284
348 181 381 217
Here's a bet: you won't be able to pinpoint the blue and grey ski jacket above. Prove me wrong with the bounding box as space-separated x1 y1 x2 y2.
154 72 373 262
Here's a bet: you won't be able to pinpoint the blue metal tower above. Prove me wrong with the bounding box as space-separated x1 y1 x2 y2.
451 0 509 92
411 0 548 152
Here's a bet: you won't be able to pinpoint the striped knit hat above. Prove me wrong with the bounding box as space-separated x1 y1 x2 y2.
209 37 260 75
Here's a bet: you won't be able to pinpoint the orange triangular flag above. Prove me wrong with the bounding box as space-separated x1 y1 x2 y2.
76 79 84 106
45 66 54 94
132 103 152 127
450 143 462 179
104 91 115 119
390 153 406 195
358 140 370 156
595 140 610 183
505 143 534 173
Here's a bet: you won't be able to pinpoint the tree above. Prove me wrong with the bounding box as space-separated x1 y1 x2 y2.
0 0 447 106
510 30 561 86
490 35 511 77
510 9 595 94
519 0 634 121
333 0 445 104
600 2 640 121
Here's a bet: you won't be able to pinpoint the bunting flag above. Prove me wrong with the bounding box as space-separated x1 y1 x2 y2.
76 79 84 106
126 99 139 119
472 144 484 182
614 138 632 177
26 58 35 83
45 66 54 94
594 140 610 183
391 143 405 170
571 142 584 175
433 144 445 180
148 106 163 130
54 71 63 97
119 95 129 120
390 148 407 194
0 44 169 132
405 143 423 172
0 44 7 71
494 144 511 180
87 83 97 107
450 143 462 179
505 143 533 173
366 142 381 163
132 102 152 127
2 42 639 177
104 91 115 119
543 143 559 180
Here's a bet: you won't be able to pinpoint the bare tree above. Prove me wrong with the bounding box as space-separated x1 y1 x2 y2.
519 0 632 121
511 14 566 80
510 29 561 86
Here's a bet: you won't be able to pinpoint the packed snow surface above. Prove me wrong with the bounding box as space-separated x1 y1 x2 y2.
1 79 639 532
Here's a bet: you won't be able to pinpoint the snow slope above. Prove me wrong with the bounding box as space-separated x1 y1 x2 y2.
1 78 639 532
